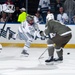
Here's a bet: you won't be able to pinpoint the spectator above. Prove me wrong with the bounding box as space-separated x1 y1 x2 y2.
63 0 75 24
37 0 51 23
72 16 75 24
54 0 62 19
47 10 51 15
13 0 20 8
0 3 15 23
5 0 13 5
57 7 69 24
0 4 2 13
4 0 15 14
0 4 2 18
13 6 20 22
7 13 14 23
2 3 15 14
34 12 44 24
20 1 25 8
71 16 75 24
0 12 7 22
18 7 28 23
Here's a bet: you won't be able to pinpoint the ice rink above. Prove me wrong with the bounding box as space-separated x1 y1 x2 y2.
0 47 75 75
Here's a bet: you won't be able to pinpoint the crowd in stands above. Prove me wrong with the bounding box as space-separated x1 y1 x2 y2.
0 0 75 24
0 0 26 23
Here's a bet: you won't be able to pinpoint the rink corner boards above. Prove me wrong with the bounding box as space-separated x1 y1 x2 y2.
0 43 75 48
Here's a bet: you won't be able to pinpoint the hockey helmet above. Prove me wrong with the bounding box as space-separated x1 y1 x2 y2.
26 15 34 22
46 13 54 21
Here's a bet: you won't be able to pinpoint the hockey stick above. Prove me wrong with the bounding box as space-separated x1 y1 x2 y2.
38 48 48 59
0 15 10 37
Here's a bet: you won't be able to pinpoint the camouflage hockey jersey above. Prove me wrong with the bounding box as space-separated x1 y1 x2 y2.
44 20 71 35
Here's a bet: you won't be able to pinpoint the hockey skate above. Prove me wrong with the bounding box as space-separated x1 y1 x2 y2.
53 56 63 63
21 50 29 57
45 56 54 65
0 44 2 53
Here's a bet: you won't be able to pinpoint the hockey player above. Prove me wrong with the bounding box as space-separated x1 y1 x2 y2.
14 15 41 56
40 13 72 63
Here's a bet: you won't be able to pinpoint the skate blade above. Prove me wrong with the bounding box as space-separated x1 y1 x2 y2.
55 61 63 63
20 54 29 57
54 61 63 65
45 62 54 65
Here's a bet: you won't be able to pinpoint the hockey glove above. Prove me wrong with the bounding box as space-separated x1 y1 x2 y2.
40 31 44 36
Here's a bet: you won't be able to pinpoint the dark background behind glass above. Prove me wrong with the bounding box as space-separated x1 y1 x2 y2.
0 0 65 15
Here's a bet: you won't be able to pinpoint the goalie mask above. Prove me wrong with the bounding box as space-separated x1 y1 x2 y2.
26 15 34 25
2 4 15 13
46 13 54 22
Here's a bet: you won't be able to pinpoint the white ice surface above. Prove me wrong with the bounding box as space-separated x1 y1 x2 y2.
0 47 75 75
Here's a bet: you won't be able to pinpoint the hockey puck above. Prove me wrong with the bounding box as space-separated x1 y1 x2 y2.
67 52 70 55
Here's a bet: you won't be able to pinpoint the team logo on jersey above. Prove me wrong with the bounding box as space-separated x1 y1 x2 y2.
43 1 47 5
